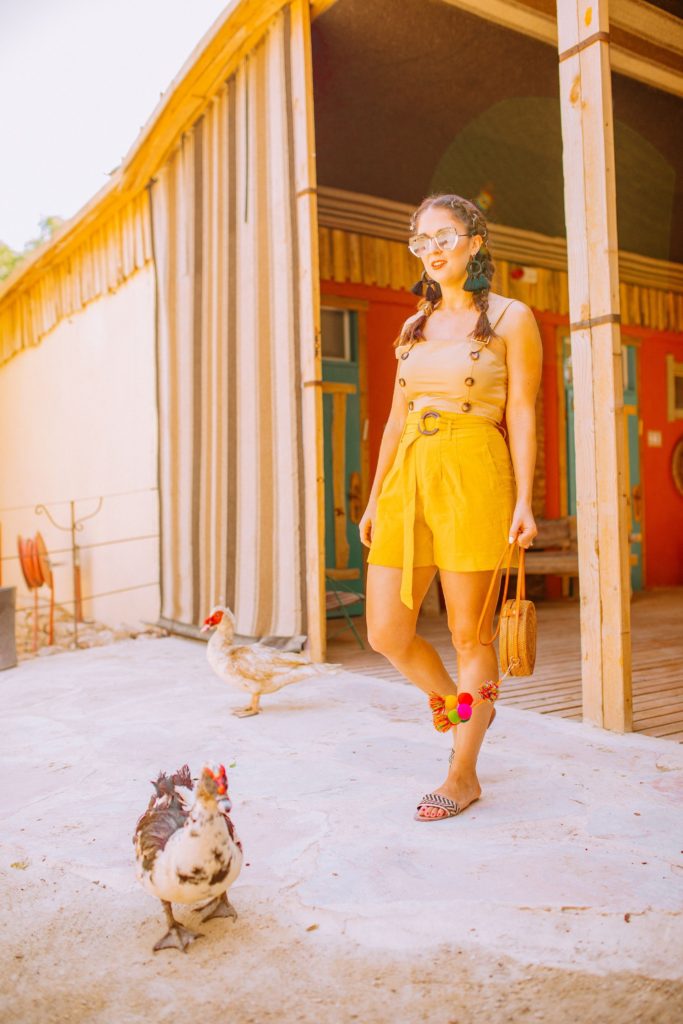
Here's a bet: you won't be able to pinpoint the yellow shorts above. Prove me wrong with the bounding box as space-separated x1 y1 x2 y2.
367 409 518 609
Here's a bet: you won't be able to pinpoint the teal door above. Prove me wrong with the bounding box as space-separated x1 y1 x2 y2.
562 335 643 591
622 344 643 592
321 307 364 617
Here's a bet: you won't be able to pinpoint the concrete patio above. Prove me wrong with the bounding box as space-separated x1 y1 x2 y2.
1 634 682 1024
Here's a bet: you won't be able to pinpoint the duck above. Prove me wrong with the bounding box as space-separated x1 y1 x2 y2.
201 605 342 716
133 762 243 952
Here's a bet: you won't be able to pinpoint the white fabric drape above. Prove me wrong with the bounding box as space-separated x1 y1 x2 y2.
151 3 311 639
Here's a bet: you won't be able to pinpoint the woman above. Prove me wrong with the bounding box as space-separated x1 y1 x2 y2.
360 193 543 822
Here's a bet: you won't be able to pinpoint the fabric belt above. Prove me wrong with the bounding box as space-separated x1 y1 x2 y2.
395 408 505 610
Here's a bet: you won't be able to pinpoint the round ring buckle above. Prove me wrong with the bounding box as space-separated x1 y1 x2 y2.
417 410 441 435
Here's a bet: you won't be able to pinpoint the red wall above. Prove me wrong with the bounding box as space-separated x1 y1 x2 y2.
322 280 415 472
633 327 683 586
321 279 683 588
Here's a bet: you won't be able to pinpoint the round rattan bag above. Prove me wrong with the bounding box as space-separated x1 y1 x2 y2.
477 541 537 676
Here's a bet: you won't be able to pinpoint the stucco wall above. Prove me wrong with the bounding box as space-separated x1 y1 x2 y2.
0 265 160 629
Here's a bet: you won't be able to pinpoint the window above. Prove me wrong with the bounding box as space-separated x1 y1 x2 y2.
666 354 683 421
321 307 352 361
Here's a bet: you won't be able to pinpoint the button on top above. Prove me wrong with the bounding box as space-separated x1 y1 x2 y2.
462 402 472 412
408 401 414 410
398 377 406 387
465 376 475 386
469 350 480 361
400 351 410 360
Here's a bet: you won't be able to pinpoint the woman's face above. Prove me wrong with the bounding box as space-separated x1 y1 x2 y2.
414 206 481 287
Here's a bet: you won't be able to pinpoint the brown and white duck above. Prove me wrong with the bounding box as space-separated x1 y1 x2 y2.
133 763 243 951
201 605 342 716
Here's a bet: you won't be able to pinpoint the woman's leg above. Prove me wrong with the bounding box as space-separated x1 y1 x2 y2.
415 568 502 820
365 564 458 699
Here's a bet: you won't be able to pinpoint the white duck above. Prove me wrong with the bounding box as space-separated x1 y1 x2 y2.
201 605 342 717
133 763 243 952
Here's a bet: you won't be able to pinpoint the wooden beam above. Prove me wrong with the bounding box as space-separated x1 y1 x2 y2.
316 186 683 293
310 0 340 20
290 0 327 662
440 0 683 98
331 392 350 569
556 0 633 732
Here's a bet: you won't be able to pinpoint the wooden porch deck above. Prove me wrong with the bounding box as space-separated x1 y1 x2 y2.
327 587 683 743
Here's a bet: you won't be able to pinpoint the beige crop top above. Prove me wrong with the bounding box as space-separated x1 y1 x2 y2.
395 298 517 425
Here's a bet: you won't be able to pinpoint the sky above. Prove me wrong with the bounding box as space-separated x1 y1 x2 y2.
0 0 230 251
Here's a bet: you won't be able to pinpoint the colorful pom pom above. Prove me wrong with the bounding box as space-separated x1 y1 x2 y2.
429 692 446 715
457 703 472 721
428 692 452 732
479 679 501 703
444 695 458 711
447 709 461 725
457 692 473 705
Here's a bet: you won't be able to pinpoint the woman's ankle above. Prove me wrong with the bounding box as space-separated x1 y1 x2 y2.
448 760 478 780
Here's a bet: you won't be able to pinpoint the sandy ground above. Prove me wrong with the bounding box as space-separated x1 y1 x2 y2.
2 636 682 1024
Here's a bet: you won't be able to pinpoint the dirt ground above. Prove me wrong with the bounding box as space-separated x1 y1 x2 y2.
2 636 682 1024
2 873 681 1024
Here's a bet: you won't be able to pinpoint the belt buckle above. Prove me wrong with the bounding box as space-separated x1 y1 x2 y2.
417 410 441 435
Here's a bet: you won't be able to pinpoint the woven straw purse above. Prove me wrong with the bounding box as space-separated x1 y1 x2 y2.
477 540 537 676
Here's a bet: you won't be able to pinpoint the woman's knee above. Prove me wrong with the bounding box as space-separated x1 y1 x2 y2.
449 623 485 655
366 621 414 656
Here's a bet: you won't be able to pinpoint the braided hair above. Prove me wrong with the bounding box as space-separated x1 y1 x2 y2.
397 193 496 349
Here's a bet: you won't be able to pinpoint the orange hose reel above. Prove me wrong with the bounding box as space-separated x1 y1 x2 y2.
17 532 55 649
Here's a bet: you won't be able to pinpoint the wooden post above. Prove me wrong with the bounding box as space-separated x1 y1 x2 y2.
290 0 326 662
556 1 632 731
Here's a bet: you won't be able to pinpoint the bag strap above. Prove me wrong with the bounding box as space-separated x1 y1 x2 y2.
510 545 526 661
477 540 526 647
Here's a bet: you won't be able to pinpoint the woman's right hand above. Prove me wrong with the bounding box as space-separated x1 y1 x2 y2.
359 499 377 548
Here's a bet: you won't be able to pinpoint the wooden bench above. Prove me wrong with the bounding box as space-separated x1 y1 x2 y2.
512 516 579 578
420 516 580 614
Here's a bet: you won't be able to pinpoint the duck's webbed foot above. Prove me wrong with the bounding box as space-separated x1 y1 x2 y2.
153 900 203 952
233 693 261 717
202 891 238 922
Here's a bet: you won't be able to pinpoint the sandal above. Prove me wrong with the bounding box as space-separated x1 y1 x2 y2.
414 792 477 822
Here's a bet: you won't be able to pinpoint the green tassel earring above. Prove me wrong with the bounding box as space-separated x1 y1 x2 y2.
464 251 489 293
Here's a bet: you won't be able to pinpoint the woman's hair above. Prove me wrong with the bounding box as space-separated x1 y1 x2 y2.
395 193 496 349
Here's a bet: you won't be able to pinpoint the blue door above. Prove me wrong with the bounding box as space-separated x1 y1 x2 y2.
321 306 364 618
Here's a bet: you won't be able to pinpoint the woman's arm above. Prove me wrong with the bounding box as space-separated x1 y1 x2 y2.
502 301 544 546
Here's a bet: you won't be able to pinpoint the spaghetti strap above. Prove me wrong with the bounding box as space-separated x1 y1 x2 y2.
491 298 517 332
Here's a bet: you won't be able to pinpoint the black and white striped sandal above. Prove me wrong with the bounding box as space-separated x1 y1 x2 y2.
414 792 479 821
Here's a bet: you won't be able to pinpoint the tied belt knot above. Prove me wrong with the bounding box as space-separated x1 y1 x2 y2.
394 408 505 610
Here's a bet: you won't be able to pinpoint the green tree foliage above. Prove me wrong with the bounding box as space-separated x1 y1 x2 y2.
0 215 65 282
0 242 23 282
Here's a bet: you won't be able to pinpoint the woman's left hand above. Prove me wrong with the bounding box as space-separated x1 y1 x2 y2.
508 502 538 550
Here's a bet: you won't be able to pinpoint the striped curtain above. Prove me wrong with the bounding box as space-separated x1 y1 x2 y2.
150 3 314 640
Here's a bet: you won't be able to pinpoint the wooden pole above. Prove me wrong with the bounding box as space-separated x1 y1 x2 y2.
290 0 326 662
556 0 632 731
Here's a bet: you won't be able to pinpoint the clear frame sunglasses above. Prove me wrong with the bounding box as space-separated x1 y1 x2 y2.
408 226 473 258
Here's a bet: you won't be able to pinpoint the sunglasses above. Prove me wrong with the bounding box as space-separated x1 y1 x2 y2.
408 227 473 258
